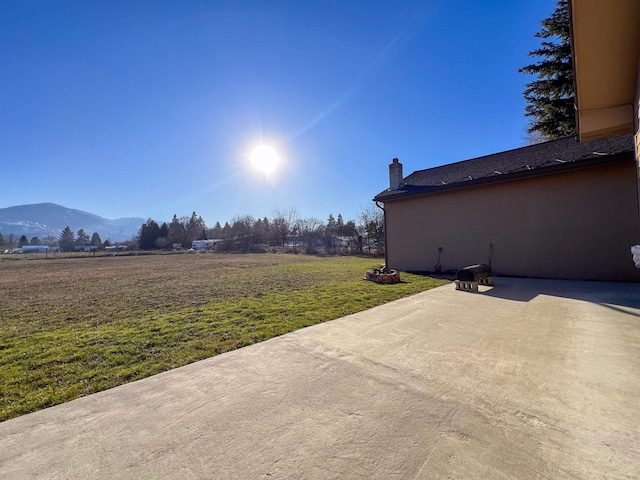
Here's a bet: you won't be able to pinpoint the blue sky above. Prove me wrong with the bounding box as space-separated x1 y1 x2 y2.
1 0 556 225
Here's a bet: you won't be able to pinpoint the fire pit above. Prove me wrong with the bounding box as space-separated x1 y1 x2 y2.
365 265 401 284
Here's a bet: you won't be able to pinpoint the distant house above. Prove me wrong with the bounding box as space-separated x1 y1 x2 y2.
104 245 127 252
192 239 222 250
21 245 50 254
74 245 98 253
374 134 640 282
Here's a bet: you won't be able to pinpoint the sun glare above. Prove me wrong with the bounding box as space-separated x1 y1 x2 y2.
250 145 280 174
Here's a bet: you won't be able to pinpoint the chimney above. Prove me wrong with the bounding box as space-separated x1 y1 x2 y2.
389 158 404 190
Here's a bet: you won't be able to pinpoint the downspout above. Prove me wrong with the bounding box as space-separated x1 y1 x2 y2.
374 200 388 270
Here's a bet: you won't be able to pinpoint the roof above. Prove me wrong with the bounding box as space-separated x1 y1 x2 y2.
375 134 634 202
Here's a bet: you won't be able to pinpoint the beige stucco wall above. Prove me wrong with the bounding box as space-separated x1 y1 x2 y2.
385 159 640 282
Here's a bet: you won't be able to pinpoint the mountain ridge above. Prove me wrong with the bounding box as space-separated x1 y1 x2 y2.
0 203 145 242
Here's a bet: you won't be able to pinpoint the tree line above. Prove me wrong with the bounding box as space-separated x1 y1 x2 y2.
136 206 385 255
0 228 107 252
0 205 385 256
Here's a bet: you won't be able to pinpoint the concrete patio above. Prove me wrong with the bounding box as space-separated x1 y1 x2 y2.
1 278 639 479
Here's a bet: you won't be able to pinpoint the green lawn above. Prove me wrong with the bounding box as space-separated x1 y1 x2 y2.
0 253 448 421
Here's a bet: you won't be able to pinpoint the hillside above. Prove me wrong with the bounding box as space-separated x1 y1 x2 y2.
0 203 144 242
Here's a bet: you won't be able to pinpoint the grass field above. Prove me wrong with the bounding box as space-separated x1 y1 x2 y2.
0 253 448 421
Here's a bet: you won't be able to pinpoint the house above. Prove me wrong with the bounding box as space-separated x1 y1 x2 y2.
374 135 640 282
373 1 640 283
21 245 50 254
104 245 127 252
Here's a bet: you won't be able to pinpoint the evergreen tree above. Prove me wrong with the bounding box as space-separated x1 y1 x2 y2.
0 232 5 248
30 237 41 245
230 215 255 251
18 235 29 247
254 218 265 244
90 232 102 248
159 223 169 240
222 221 231 239
185 211 206 245
336 214 345 236
59 227 75 252
325 214 337 253
519 0 575 140
342 220 360 252
138 219 161 250
211 221 223 239
76 229 90 246
261 217 270 243
168 215 185 247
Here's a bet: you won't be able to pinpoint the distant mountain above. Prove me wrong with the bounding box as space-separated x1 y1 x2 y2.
0 203 145 242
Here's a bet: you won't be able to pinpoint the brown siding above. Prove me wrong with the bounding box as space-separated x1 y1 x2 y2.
385 159 640 282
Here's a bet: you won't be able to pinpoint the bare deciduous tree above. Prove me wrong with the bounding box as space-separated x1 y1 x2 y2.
359 204 385 255
298 217 324 253
272 207 300 248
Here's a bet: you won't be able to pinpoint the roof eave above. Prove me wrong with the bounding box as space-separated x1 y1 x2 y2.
571 0 640 141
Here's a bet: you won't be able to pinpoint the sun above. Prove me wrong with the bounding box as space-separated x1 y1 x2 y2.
250 145 280 174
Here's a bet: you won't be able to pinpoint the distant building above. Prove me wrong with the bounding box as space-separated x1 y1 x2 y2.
74 245 98 252
21 245 50 254
105 245 127 252
192 239 222 250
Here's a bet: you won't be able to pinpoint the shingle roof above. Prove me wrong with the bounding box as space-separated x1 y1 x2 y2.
374 134 635 202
